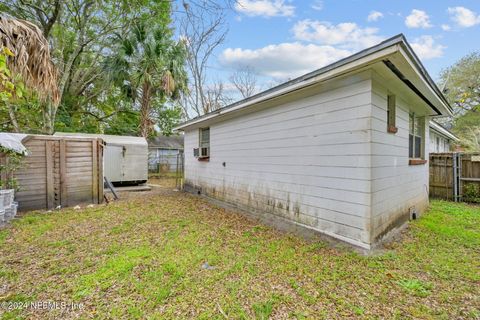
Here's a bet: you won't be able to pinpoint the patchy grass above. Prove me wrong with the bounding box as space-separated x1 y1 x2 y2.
148 176 178 189
0 192 478 319
396 279 432 297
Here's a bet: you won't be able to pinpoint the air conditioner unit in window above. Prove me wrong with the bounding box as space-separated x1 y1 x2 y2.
200 147 209 158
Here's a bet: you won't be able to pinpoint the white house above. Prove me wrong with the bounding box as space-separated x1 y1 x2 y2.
429 121 458 153
148 135 184 172
176 34 452 250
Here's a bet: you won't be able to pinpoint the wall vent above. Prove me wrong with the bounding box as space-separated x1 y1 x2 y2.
409 206 417 220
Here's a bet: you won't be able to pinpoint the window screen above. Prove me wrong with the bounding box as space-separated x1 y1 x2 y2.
408 113 423 159
387 95 396 128
200 127 210 148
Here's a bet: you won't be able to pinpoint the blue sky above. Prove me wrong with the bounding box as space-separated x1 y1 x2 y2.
204 0 480 88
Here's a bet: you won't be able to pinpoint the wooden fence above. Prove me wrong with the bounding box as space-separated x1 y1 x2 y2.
0 135 104 211
429 152 480 202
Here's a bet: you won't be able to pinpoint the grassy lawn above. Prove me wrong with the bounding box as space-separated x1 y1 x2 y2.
0 188 479 319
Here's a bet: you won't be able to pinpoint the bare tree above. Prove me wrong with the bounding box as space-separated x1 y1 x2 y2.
229 66 259 99
204 80 233 112
178 1 228 118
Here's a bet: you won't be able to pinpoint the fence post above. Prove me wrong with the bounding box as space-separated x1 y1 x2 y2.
458 153 463 202
453 153 458 202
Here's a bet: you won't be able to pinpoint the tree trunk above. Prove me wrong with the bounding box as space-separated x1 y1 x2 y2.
139 81 152 138
6 102 20 132
42 102 55 134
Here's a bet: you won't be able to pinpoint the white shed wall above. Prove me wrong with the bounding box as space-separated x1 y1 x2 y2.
184 72 374 247
148 148 182 172
370 75 429 242
105 143 148 182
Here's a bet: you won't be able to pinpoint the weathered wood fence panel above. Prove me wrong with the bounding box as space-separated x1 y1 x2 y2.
429 152 480 202
458 153 480 202
1 135 104 211
429 153 455 200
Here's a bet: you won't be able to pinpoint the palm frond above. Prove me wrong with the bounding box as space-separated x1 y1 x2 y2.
0 15 59 105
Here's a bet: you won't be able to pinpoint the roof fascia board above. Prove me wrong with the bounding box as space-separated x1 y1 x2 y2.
429 121 459 141
176 45 399 130
176 34 452 131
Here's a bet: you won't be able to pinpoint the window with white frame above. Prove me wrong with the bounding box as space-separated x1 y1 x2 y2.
409 113 423 158
199 127 210 158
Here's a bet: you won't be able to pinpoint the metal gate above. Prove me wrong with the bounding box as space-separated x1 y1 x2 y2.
175 152 184 190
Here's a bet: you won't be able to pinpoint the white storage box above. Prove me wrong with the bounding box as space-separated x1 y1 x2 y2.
0 189 14 208
4 202 17 220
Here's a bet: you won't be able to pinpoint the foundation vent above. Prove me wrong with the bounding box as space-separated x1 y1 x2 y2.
409 206 417 220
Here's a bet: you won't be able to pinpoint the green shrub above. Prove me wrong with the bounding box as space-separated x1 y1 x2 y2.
463 183 480 203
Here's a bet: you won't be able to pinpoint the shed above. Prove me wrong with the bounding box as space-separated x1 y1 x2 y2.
429 121 459 153
55 132 148 184
175 34 453 250
0 134 103 211
148 135 184 173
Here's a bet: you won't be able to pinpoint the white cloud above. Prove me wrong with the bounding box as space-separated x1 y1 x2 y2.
292 20 384 50
441 24 451 31
410 36 445 60
405 9 432 28
220 42 351 79
367 11 384 22
447 7 480 28
311 0 323 11
235 0 295 17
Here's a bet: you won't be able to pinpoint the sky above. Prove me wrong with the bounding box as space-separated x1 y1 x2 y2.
202 0 480 90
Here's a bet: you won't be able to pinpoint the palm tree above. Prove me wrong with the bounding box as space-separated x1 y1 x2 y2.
0 14 59 132
107 21 187 137
0 15 59 102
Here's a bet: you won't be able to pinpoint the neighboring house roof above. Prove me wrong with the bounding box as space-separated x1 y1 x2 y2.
148 135 184 149
429 121 459 141
176 34 452 131
54 132 147 146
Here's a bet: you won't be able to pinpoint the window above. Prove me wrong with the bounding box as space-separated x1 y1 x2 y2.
409 113 423 158
387 94 397 133
199 127 210 158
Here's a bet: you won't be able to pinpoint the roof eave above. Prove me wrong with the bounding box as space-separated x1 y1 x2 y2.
429 121 460 141
396 42 452 116
175 34 452 131
176 39 403 131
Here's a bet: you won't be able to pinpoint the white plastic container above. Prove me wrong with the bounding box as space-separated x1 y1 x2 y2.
0 209 5 225
4 203 17 220
0 189 14 208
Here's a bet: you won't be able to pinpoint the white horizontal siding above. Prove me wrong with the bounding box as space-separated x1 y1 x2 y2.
370 73 429 241
184 72 373 246
429 130 451 153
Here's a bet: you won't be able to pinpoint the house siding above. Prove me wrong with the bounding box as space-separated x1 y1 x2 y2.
184 71 374 247
370 75 429 242
429 130 451 153
148 148 182 172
